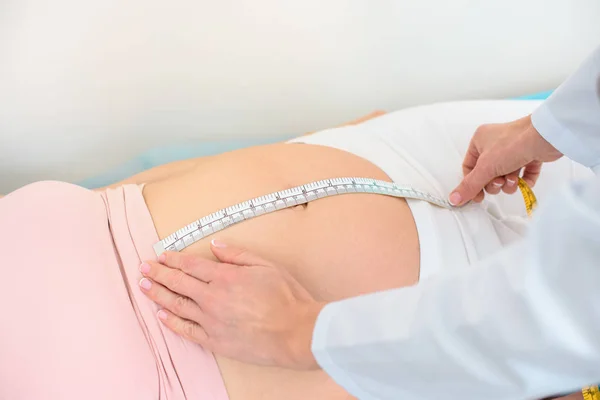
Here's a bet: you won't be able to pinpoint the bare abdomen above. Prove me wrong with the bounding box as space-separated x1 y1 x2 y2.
143 142 419 400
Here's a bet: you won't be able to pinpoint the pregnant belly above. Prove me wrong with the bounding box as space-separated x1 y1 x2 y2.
143 142 420 400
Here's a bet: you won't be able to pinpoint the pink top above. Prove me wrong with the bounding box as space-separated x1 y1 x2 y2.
0 181 228 400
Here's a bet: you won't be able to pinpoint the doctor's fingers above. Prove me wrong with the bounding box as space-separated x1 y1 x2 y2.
155 309 217 349
481 170 520 197
501 171 520 194
522 161 542 187
156 251 219 283
484 177 506 195
141 260 207 301
473 191 485 203
138 277 205 324
453 153 503 205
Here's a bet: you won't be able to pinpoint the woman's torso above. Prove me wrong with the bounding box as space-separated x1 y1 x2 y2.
143 142 421 400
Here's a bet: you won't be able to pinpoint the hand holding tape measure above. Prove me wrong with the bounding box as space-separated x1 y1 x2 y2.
449 114 563 208
452 116 600 398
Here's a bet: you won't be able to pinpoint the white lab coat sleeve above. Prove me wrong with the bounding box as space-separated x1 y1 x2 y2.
531 45 600 171
312 176 600 400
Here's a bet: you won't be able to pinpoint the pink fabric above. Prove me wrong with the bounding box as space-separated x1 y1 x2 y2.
0 181 228 400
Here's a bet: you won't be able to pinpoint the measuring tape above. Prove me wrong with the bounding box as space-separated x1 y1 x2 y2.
517 177 538 217
152 176 539 256
583 386 600 400
153 177 453 256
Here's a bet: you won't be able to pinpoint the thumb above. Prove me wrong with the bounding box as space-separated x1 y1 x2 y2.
450 165 495 206
210 239 271 267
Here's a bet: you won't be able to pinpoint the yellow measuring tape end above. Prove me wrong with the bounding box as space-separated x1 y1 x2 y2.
517 177 538 217
582 386 600 400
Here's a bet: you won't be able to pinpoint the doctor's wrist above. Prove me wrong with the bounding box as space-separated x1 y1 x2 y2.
522 115 564 164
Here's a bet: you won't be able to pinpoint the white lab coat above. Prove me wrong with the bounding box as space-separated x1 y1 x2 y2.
311 45 600 400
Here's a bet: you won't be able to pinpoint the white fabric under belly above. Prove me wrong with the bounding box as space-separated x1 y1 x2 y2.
289 100 594 280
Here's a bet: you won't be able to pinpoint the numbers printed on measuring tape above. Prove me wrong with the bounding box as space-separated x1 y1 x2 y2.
152 177 454 256
152 176 538 256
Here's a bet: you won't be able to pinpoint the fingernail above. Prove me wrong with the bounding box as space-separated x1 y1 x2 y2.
493 182 503 188
139 262 151 274
139 278 152 290
158 253 166 263
506 179 516 186
211 239 227 248
449 192 462 206
157 310 168 321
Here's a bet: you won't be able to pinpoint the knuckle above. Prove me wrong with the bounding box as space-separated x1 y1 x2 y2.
474 124 489 137
172 253 185 269
172 295 189 314
178 254 196 273
169 269 186 290
182 320 197 338
164 251 178 266
462 159 473 170
167 252 191 272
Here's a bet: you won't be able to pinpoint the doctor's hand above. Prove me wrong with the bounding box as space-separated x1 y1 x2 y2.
139 241 324 370
449 115 563 206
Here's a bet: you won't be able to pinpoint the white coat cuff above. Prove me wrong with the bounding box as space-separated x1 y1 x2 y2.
311 303 375 400
531 102 600 168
